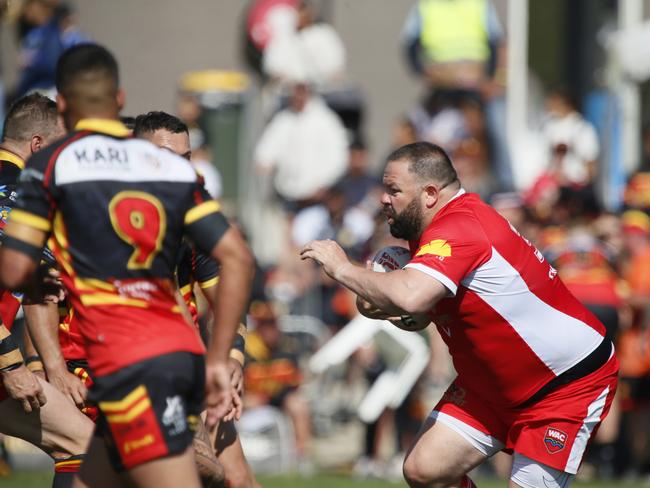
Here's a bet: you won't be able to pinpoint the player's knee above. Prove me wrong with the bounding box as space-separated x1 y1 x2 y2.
403 451 458 488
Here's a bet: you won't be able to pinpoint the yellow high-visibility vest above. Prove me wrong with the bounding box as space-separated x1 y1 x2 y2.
419 0 490 63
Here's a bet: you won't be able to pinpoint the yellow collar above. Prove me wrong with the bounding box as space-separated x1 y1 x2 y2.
75 118 131 138
0 149 25 170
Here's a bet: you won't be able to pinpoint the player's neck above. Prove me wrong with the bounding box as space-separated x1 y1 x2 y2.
65 109 120 132
0 140 29 162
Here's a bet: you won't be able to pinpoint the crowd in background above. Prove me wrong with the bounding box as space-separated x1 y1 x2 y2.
1 0 650 482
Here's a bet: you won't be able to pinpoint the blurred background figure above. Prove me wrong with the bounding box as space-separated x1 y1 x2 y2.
13 0 89 99
401 0 513 192
254 82 348 213
244 301 314 472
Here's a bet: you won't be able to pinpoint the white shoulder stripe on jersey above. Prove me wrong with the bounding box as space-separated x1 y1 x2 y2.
404 263 458 296
461 247 604 376
54 136 197 185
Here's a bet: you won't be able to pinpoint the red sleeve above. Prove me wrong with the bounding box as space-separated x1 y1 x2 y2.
405 212 491 295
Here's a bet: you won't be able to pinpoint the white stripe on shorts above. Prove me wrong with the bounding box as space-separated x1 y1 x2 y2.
429 410 504 457
564 385 610 474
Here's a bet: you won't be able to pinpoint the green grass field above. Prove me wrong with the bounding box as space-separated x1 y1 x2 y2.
0 472 646 488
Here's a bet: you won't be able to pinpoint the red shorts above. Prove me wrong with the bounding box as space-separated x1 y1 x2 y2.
433 353 618 474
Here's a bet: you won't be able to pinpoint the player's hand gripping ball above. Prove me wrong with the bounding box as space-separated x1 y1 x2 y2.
371 246 430 331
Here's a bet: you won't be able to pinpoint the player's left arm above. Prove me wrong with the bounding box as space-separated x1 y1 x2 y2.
194 251 247 397
300 239 447 315
184 193 254 425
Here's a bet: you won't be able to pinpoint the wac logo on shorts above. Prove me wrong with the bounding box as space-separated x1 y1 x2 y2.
544 427 567 454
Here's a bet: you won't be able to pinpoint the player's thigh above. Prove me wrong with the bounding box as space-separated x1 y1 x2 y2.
127 446 201 488
91 352 205 473
403 415 488 485
509 453 574 488
0 378 93 457
74 436 126 488
213 419 257 488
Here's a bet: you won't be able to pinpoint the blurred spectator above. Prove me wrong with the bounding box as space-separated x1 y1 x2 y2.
542 88 600 188
617 210 650 478
254 82 348 212
262 0 345 89
401 0 504 92
337 139 382 213
14 0 89 98
391 117 418 152
243 0 299 79
401 0 513 191
56 2 90 49
176 92 223 199
624 126 650 211
244 301 313 467
15 0 61 97
291 184 374 262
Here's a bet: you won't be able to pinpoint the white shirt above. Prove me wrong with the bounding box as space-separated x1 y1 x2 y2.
291 204 375 248
542 111 599 185
254 96 348 201
263 23 346 86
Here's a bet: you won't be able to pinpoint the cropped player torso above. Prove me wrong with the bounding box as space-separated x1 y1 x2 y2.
407 192 607 406
0 149 26 328
19 120 207 376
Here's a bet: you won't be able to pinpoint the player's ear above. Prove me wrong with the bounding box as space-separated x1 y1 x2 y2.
116 89 126 111
30 134 43 154
423 183 438 209
56 93 66 116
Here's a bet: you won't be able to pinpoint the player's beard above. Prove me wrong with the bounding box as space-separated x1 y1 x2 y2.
388 197 422 241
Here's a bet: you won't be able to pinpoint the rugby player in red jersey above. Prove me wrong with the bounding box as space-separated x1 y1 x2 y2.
0 44 254 488
0 93 94 488
301 142 618 488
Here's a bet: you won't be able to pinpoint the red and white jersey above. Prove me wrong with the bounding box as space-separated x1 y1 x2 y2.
406 191 606 406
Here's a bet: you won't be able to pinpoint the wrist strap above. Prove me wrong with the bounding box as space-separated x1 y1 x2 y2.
0 333 23 369
0 361 23 372
25 355 44 372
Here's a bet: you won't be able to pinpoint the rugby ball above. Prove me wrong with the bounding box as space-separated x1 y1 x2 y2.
371 246 411 272
371 246 430 331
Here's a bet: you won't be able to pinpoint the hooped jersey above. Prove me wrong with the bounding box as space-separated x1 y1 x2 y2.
9 119 230 376
406 191 608 407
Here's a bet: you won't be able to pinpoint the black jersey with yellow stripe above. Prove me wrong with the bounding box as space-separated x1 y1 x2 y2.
6 118 230 376
0 148 25 230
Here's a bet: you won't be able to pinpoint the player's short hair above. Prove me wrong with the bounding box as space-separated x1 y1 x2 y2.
387 141 458 187
133 111 189 138
56 43 119 100
120 116 136 131
2 93 58 143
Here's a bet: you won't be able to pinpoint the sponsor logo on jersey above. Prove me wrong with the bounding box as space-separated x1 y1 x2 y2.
544 427 567 453
415 239 452 258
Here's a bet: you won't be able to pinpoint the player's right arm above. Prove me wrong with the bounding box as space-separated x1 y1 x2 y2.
23 302 86 407
184 192 254 426
0 323 46 412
